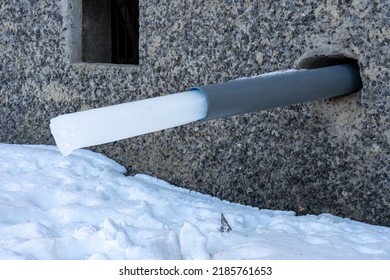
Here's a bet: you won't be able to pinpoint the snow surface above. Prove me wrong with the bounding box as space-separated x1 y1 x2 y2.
0 143 389 260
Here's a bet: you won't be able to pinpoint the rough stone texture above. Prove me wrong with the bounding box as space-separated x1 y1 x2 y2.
0 0 389 225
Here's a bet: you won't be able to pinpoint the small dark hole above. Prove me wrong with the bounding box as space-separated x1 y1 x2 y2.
297 55 358 69
297 55 363 93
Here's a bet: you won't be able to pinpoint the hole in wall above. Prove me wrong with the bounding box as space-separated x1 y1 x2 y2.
294 54 364 145
297 54 358 69
297 54 363 93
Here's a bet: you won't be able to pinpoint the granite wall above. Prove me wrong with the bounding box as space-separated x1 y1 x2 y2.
0 0 389 226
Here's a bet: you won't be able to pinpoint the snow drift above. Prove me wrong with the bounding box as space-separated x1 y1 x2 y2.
0 144 389 260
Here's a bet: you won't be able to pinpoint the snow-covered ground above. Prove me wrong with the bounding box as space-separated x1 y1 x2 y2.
0 143 389 260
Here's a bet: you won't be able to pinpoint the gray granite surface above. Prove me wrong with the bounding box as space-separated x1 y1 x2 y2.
1 0 389 225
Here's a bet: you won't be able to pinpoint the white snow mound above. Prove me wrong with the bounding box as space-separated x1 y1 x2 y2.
0 144 389 260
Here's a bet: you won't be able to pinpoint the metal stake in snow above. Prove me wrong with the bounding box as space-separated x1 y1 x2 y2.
50 63 362 156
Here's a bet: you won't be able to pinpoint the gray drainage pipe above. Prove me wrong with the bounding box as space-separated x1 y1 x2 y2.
50 63 362 156
192 63 362 121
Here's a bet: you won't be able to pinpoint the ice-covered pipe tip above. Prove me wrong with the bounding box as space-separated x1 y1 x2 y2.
50 91 208 156
50 63 362 156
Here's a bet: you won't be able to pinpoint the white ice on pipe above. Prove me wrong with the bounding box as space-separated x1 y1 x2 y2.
50 90 208 156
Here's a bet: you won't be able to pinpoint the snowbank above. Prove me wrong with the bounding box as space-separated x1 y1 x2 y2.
0 144 389 260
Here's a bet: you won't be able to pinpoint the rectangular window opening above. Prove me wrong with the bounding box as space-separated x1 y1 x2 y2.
111 0 139 64
82 0 139 65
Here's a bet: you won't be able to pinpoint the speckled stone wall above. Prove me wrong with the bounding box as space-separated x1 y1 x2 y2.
1 0 389 225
